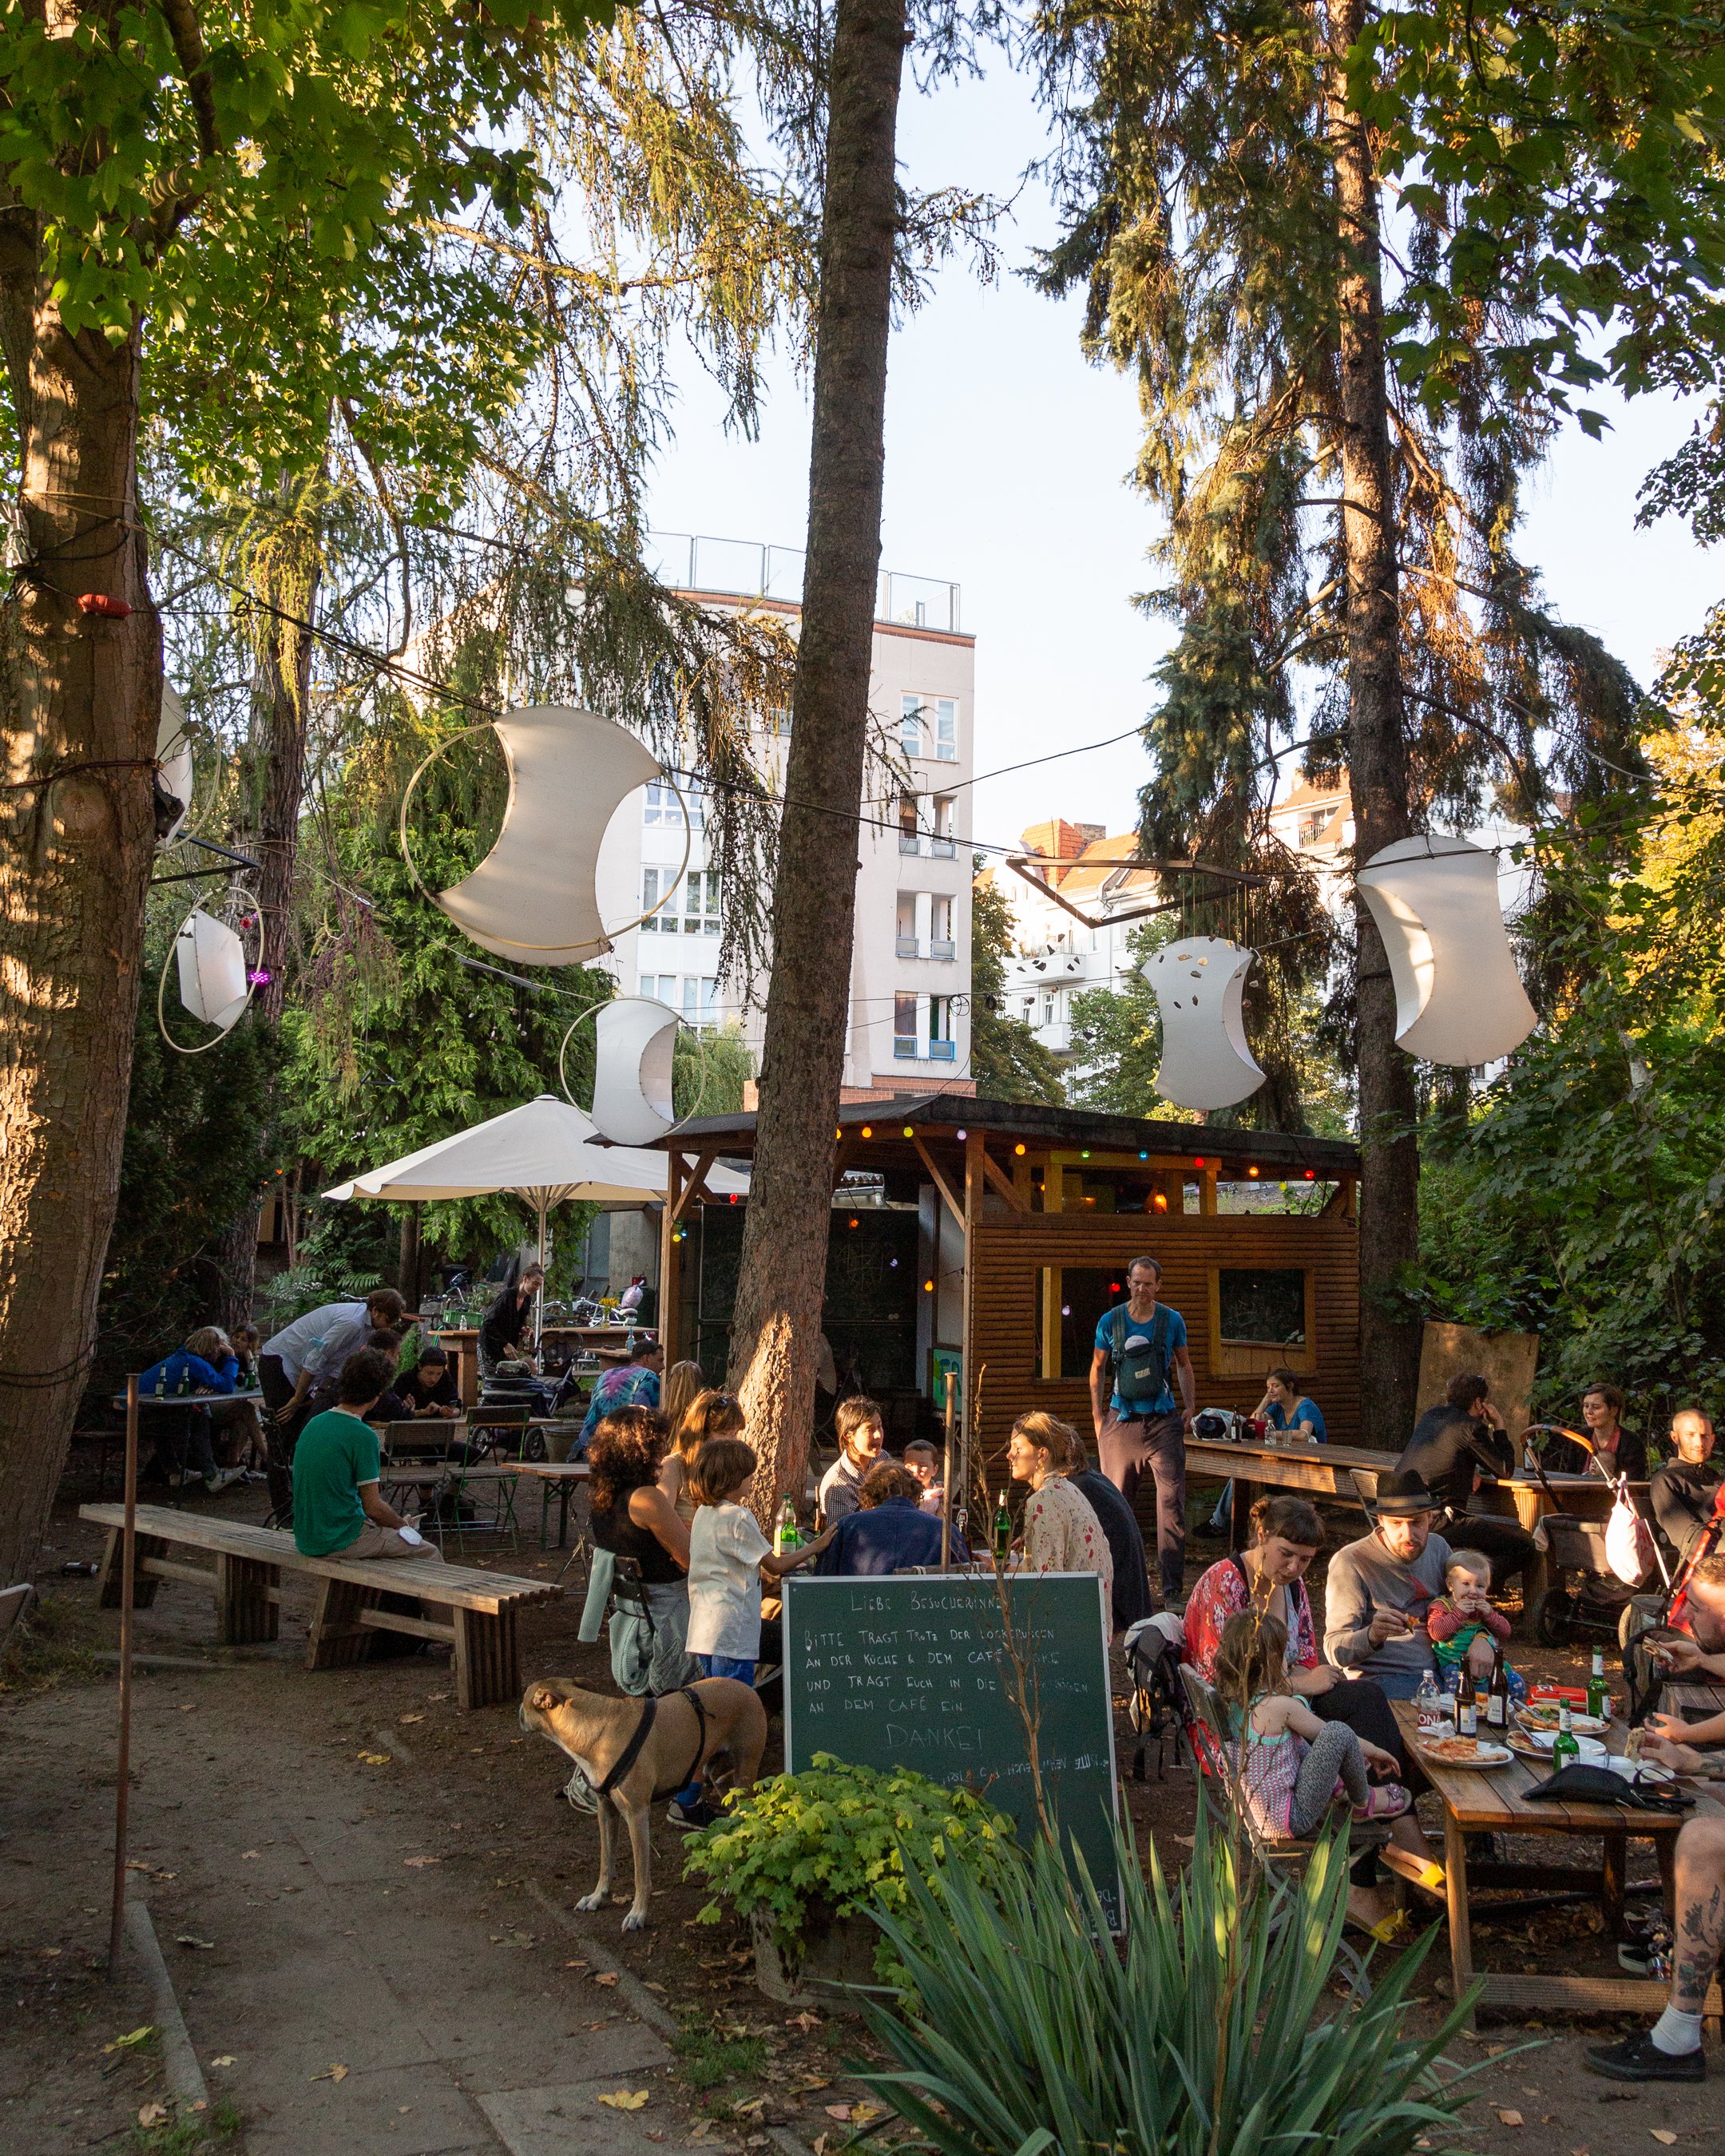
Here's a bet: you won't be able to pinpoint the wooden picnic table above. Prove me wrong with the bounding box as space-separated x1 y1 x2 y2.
1393 1699 1725 2023
494 1460 591 1551
1664 1678 1725 1727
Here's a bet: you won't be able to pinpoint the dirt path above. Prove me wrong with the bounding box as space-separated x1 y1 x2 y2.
2 1495 1720 2154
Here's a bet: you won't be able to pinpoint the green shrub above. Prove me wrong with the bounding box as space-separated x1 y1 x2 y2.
858 1813 1480 2156
682 1755 1019 1988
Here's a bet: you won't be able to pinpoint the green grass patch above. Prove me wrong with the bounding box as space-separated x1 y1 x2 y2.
128 2096 242 2153
0 1591 101 1696
672 2013 769 2092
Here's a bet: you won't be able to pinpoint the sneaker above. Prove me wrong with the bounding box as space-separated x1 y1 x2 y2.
1585 2030 1706 2083
664 1797 720 1831
204 1466 246 1493
562 1766 600 1814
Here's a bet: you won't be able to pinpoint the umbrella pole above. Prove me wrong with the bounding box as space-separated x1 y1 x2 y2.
535 1195 549 1351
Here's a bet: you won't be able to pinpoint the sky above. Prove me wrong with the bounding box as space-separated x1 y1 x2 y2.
640 51 1720 859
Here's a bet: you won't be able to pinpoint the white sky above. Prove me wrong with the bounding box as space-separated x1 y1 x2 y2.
641 53 1720 857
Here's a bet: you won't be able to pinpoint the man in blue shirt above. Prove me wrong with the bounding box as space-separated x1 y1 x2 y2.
1089 1255 1194 1609
814 1464 970 1576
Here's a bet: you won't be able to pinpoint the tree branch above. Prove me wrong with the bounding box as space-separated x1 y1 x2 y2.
156 0 222 161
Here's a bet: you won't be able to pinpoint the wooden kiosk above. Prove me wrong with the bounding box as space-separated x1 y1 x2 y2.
654 1098 1363 1502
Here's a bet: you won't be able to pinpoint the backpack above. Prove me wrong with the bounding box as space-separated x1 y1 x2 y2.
1123 1611 1190 1780
1110 1303 1174 1414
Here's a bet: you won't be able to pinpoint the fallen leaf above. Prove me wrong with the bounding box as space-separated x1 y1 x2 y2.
593 1971 620 1986
137 2102 169 2127
402 1856 439 1869
564 1960 589 1969
105 2027 154 2052
598 2090 650 2110
399 1713 425 1724
748 2136 768 2147
1497 2112 1524 2129
37 1945 61 1957
825 2104 854 2122
812 2137 829 2156
179 1703 194 1713
358 1751 391 1766
175 1936 216 1951
788 2011 822 2032
798 2076 832 2091
426 1692 449 1701
648 2133 667 2143
851 2105 884 2126
311 2063 350 2083
643 1980 667 1993
241 1851 260 1861
1651 2136 1678 2149
210 2055 236 2068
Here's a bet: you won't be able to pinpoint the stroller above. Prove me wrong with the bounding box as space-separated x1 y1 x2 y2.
1516 1422 1668 1647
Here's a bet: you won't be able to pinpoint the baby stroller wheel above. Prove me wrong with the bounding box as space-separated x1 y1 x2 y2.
523 1427 548 1464
1530 1587 1572 1647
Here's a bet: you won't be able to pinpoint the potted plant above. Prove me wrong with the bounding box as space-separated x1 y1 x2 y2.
683 1754 1017 2012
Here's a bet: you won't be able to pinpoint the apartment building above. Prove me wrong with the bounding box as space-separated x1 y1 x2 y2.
593 532 975 1096
992 821 1160 1055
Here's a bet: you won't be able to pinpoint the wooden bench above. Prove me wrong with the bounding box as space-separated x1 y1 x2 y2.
80 1504 561 1710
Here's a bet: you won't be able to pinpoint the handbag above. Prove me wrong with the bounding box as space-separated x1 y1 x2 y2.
1604 1488 1656 1586
1525 1762 1694 1814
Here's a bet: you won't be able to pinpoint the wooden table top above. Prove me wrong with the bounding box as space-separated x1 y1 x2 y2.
1394 1700 1723 1833
492 1460 591 1480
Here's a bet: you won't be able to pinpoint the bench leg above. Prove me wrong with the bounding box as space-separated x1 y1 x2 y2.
305 1577 382 1672
453 1605 519 1711
216 1554 280 1646
97 1528 168 1611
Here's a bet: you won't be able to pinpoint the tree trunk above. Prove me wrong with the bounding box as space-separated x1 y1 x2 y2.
211 494 323 1333
1326 1 1422 1447
725 0 906 1518
0 255 160 1583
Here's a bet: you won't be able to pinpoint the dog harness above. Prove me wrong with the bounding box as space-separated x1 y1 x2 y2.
595 1685 711 1803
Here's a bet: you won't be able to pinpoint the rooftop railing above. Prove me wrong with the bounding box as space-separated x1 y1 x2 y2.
648 531 962 635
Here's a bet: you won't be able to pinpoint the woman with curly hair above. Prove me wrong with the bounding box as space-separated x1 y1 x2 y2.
589 1406 697 1698
660 1386 748 1524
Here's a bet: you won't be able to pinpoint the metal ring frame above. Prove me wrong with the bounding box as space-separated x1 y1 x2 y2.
395 717 694 957
155 886 263 1056
555 992 716 1139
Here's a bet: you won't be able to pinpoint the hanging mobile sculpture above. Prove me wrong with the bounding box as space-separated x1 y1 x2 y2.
1355 834 1535 1067
1140 937 1266 1111
557 993 717 1143
399 705 688 963
157 890 262 1053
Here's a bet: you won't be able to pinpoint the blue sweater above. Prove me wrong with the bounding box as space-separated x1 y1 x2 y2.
139 1350 238 1399
813 1496 970 1577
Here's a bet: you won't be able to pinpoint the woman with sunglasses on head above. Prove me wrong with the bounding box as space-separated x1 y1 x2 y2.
660 1386 748 1524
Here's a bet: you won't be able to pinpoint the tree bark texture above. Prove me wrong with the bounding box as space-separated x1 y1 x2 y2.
1326 0 1422 1447
725 0 906 1520
212 511 323 1333
0 250 161 1583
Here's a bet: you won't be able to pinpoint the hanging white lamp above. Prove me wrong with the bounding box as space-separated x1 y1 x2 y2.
1140 937 1266 1110
157 682 193 849
403 705 671 964
1355 834 1535 1066
174 909 252 1035
589 997 680 1147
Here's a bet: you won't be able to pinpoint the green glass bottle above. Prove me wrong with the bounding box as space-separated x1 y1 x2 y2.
1551 1699 1580 1773
1586 1648 1609 1723
993 1488 1013 1562
774 1497 800 1558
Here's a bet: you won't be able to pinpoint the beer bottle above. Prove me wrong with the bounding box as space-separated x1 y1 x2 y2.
1486 1645 1511 1731
154 1363 167 1400
1458 1688 1478 1738
774 1497 800 1558
1551 1699 1580 1772
993 1488 1013 1562
176 1361 191 1397
1587 1647 1609 1723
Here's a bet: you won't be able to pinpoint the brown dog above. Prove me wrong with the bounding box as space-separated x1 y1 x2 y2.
520 1676 767 1930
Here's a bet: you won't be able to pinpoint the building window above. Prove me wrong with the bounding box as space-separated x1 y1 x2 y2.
894 991 918 1058
901 694 958 763
929 995 956 1060
639 973 678 1005
644 780 704 830
930 894 954 961
898 795 920 854
1042 994 1056 1027
895 893 919 960
683 976 720 1029
640 867 720 933
766 707 792 737
930 795 956 858
1298 808 1330 848
680 870 721 935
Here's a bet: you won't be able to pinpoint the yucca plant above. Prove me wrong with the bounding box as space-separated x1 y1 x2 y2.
857 1811 1480 2156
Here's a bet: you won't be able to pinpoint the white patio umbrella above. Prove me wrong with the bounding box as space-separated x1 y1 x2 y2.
324 1093 744 1342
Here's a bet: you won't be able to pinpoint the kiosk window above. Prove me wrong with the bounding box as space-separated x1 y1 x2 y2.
1037 1266 1130 1381
1210 1266 1311 1373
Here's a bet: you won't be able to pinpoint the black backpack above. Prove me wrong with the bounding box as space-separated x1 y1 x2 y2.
1124 1614 1192 1781
1110 1304 1174 1414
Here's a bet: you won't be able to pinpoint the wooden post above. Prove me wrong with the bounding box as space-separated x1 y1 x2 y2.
961 1131 983 1530
659 1151 683 1361
940 1369 956 1567
108 1374 138 1976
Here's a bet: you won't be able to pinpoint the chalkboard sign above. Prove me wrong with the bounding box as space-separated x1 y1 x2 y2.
780 1572 1123 1925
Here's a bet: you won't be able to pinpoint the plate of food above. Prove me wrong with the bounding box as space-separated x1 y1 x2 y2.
1506 1729 1608 1765
1601 1754 1675 1786
1519 1702 1609 1736
1422 1733 1513 1769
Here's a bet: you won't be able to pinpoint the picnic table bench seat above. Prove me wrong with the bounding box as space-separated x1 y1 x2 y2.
80 1503 560 1710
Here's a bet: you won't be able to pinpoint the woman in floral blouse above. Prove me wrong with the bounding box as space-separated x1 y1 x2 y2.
1005 1413 1114 1641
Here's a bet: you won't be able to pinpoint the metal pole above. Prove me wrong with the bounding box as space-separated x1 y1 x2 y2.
940 1369 955 1568
535 1194 549 1351
109 1373 139 1975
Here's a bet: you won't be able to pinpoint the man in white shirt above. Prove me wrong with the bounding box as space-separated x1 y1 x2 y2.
817 1396 887 1524
260 1289 406 1445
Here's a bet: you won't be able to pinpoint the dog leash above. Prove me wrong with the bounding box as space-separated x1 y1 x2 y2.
596 1686 711 1803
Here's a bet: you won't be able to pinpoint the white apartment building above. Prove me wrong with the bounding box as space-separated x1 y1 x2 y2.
992 822 1160 1055
594 533 976 1096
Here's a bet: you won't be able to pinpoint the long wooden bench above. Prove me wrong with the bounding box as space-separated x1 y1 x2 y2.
80 1504 561 1710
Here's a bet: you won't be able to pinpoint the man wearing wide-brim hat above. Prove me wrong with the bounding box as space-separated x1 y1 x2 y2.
1322 1469 1452 1700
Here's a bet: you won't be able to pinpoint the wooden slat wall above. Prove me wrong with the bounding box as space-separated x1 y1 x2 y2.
967 1210 1361 1473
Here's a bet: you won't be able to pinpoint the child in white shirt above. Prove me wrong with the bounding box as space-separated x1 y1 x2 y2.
685 1437 831 1683
902 1439 945 1516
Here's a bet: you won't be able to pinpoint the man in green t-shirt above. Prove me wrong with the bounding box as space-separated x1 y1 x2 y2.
293 1347 444 1561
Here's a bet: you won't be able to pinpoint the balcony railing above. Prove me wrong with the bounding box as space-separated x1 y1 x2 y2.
898 830 921 854
893 1035 918 1060
649 531 961 634
895 934 919 959
930 938 955 961
930 836 957 859
929 1039 957 1061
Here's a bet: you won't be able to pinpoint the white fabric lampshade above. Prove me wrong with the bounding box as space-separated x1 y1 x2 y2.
174 910 250 1033
1356 834 1536 1066
436 706 662 963
157 682 193 849
1141 937 1266 1110
589 998 679 1147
